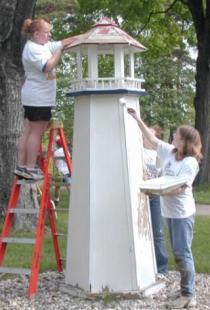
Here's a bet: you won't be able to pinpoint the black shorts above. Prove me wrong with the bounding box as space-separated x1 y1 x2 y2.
23 106 52 121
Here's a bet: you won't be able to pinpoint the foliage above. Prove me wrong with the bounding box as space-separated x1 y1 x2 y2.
140 51 195 129
51 0 196 137
55 53 76 143
35 0 198 141
35 0 78 19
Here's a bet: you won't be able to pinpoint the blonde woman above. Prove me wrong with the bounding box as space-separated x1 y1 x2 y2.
14 18 74 181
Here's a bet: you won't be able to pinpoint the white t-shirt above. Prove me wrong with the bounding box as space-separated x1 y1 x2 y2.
21 40 62 107
54 148 70 175
143 148 160 179
157 140 199 219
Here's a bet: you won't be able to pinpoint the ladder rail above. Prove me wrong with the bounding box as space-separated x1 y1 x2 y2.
28 127 54 297
47 196 63 272
28 124 66 297
57 127 72 175
0 120 72 298
0 179 21 264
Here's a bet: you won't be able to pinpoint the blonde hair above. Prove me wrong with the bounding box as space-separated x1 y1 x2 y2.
173 125 203 162
21 18 50 37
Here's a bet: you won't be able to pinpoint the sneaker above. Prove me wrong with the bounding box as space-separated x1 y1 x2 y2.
23 168 44 181
166 295 197 309
156 273 171 283
13 166 28 178
167 290 181 301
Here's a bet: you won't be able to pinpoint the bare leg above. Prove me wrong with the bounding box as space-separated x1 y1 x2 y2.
16 119 31 166
26 121 49 169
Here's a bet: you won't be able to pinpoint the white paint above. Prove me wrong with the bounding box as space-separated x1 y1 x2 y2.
88 45 98 79
119 97 127 106
65 20 157 295
114 45 124 79
66 94 157 293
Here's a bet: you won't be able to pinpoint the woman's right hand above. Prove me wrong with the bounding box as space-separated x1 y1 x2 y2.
127 108 138 120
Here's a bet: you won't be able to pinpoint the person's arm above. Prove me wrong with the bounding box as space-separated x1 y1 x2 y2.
161 184 188 196
127 108 159 149
61 36 76 50
44 36 75 73
43 48 63 73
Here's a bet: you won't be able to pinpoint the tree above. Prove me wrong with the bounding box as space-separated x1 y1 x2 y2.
0 0 36 218
72 0 210 184
181 0 210 183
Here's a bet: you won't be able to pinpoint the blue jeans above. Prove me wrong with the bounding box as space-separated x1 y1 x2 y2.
149 196 168 274
165 216 195 297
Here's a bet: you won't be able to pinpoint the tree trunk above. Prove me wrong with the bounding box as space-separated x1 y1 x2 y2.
194 41 210 183
185 0 210 184
14 184 39 230
0 0 36 219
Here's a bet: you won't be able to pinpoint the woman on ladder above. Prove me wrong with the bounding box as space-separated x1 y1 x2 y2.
14 18 74 181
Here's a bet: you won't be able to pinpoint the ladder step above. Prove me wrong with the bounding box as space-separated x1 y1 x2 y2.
2 237 35 244
0 126 72 297
9 208 39 214
0 266 31 275
16 179 39 184
51 208 69 212
54 233 66 237
54 156 65 159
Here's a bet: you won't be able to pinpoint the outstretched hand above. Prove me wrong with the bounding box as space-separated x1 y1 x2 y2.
62 36 77 51
127 108 138 121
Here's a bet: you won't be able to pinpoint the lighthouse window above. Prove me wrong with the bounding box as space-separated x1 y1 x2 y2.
98 54 114 78
134 55 143 79
82 55 88 78
124 54 130 77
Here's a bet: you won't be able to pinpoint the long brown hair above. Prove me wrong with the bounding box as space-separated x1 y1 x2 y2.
173 125 202 162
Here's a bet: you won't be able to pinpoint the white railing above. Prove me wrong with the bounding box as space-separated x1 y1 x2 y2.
70 77 145 91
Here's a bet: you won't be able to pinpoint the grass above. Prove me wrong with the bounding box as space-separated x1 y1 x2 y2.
164 185 210 273
2 187 70 273
164 215 210 273
1 184 210 278
193 184 210 204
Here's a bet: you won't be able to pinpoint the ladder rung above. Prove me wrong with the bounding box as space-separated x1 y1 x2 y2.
54 233 66 237
0 267 31 275
51 208 69 212
9 208 39 214
0 126 72 297
54 156 65 159
16 179 39 184
2 237 35 244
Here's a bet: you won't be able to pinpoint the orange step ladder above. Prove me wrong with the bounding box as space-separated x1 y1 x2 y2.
0 119 72 298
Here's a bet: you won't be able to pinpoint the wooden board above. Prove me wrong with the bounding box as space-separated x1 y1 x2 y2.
140 175 188 195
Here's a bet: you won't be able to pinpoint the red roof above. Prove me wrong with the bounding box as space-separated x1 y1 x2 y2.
65 17 146 52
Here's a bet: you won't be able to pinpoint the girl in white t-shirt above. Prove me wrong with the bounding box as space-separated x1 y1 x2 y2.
14 18 74 181
127 108 202 309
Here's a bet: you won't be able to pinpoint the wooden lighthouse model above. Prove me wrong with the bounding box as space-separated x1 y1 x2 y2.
65 18 158 294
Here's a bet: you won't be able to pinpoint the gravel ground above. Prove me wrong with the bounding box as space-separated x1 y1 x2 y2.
0 271 209 309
